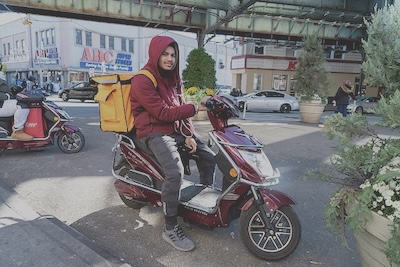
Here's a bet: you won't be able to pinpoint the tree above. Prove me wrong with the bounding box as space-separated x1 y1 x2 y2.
362 2 400 97
182 48 216 89
294 33 329 102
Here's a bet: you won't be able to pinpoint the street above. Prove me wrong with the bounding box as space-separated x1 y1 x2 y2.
0 96 370 267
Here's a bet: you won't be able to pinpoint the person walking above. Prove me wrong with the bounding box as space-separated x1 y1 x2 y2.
129 36 216 252
334 80 354 117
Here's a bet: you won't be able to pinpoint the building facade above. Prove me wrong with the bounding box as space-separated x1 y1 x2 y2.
0 14 233 89
231 40 376 100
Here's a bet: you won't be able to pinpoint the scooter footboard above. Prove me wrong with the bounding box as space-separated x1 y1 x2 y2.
240 189 296 212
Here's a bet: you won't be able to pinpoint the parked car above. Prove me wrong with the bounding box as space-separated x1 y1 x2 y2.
58 82 98 102
235 90 299 113
347 96 379 114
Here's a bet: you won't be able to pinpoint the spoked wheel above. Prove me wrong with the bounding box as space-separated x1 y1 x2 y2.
57 131 85 153
240 205 301 261
355 106 363 114
280 104 291 113
61 92 69 101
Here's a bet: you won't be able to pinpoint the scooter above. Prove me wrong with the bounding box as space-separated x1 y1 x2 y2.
0 97 85 153
111 96 301 260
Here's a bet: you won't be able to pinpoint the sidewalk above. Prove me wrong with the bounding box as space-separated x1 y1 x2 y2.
0 184 131 267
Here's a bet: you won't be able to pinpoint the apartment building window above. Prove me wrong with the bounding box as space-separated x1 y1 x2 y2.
85 31 92 46
76 29 82 45
109 36 114 50
41 31 46 46
255 44 264 55
21 39 26 53
7 43 10 55
121 38 126 51
100 34 106 48
2 44 5 56
51 29 55 44
15 40 20 51
128 39 134 53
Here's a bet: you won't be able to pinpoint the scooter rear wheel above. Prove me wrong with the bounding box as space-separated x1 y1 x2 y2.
239 204 301 261
119 194 146 209
57 131 85 153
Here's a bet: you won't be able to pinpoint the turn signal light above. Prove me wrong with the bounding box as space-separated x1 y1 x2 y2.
229 168 238 178
54 116 59 121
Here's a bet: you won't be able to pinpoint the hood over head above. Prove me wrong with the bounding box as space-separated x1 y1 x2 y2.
143 36 180 88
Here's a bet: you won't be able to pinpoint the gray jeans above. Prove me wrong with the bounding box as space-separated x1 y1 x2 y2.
140 133 216 217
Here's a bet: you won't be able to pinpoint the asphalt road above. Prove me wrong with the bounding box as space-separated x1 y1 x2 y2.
0 96 373 267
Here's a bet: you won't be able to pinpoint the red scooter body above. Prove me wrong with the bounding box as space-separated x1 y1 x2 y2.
0 100 85 153
112 96 301 260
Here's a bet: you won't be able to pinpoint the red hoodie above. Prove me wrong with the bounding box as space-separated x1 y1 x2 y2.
130 36 196 139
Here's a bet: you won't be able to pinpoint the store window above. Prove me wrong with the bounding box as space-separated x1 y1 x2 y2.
85 31 92 46
289 75 297 96
100 34 106 48
273 74 288 91
254 73 262 90
69 71 85 84
75 29 82 45
109 36 114 50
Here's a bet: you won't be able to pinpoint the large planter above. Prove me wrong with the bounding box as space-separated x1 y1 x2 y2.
192 110 208 121
354 211 392 267
299 101 325 123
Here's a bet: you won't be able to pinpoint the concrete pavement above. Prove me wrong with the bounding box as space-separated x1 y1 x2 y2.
0 184 131 267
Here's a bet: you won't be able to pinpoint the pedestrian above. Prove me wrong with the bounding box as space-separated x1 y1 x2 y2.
230 88 238 97
377 84 384 99
334 80 355 117
129 36 216 252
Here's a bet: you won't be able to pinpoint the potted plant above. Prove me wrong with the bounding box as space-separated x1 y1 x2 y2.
312 3 400 266
294 33 329 123
184 86 215 120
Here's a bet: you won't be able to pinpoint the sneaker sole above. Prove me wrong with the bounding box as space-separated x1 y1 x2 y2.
162 232 195 252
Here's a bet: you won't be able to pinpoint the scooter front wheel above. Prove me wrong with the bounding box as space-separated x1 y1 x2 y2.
57 131 85 153
239 204 301 261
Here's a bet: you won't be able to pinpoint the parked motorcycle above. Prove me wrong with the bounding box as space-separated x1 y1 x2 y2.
112 96 301 260
0 97 85 153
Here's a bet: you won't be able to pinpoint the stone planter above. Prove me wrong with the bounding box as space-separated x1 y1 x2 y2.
354 211 392 267
192 110 208 121
299 101 325 123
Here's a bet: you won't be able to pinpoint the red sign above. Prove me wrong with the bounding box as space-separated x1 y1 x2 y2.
81 47 113 63
287 61 297 70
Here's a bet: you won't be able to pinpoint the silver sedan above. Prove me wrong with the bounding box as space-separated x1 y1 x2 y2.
235 90 299 113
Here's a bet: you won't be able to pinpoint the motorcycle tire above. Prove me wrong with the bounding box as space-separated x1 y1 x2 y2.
239 204 301 261
119 194 146 209
57 131 85 153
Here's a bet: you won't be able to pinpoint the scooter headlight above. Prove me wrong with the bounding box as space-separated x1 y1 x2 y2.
238 149 274 177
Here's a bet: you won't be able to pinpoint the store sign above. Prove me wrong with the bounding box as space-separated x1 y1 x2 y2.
287 61 297 70
34 47 59 65
79 47 132 72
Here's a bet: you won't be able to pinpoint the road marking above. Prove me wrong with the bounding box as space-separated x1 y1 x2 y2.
134 220 144 230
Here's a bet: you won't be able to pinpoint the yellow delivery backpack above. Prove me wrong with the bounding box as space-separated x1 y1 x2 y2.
92 70 157 133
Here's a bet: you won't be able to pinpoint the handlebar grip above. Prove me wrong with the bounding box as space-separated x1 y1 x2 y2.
203 99 214 109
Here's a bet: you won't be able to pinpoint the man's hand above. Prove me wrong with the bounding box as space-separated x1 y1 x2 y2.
185 137 197 153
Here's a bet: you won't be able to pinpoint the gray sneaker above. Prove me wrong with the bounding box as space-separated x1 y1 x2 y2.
162 224 195 252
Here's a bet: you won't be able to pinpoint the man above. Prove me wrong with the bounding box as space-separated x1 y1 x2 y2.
130 36 216 252
0 72 33 141
334 80 355 117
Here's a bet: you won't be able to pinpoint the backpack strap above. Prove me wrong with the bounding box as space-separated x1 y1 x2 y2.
138 69 157 88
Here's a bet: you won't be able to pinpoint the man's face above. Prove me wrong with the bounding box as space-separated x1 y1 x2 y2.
158 46 176 71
